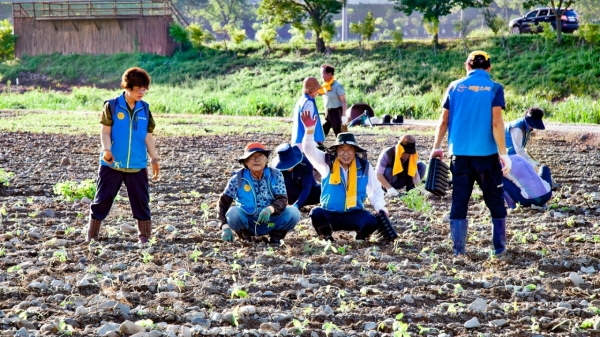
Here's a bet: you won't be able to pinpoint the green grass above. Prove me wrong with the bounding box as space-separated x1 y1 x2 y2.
1 35 599 123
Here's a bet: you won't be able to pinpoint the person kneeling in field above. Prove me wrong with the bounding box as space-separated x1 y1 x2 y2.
218 142 301 244
87 67 160 244
272 143 321 209
300 111 388 242
376 135 427 197
503 154 552 209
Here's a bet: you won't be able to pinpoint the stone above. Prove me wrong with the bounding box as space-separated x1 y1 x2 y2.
259 322 281 331
364 322 377 330
464 317 480 328
468 298 488 313
97 322 121 335
120 320 146 335
569 272 584 287
489 319 507 327
120 224 138 234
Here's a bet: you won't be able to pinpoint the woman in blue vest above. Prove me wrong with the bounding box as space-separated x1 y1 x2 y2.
272 143 321 209
88 67 160 244
218 142 301 244
291 77 326 152
299 111 388 242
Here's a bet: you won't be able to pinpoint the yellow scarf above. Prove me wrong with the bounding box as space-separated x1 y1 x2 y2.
393 144 418 176
318 77 335 95
330 158 357 209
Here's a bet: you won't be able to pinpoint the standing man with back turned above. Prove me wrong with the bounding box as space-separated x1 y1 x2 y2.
430 51 512 257
319 64 347 138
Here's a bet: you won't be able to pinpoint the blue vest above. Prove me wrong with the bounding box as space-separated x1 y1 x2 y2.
292 94 325 144
320 156 369 212
236 168 277 215
101 94 150 169
505 118 530 155
446 70 502 156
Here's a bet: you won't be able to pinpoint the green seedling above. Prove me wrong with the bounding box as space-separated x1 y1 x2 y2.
292 319 309 334
0 169 15 186
0 247 5 257
322 322 341 336
53 179 96 201
142 251 154 263
53 250 68 263
190 249 202 262
231 286 248 299
231 260 242 272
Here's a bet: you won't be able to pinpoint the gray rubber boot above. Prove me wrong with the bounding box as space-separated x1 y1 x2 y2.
449 219 468 255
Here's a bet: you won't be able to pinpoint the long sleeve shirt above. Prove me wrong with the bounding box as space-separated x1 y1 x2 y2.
509 128 538 166
302 127 386 212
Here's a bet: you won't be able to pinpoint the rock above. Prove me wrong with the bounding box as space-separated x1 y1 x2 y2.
75 306 89 316
61 157 71 166
40 323 59 333
581 266 596 273
384 306 402 314
464 317 480 328
16 319 35 329
97 322 121 335
364 322 378 330
404 294 414 304
298 277 318 288
315 305 334 317
120 224 138 234
468 298 487 313
120 320 146 335
259 322 281 331
489 319 507 327
239 305 256 315
569 272 584 287
205 327 221 335
557 302 572 309
15 328 28 337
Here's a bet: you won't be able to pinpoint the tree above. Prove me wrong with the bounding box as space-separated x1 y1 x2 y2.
349 11 376 49
190 0 253 40
0 19 16 61
257 0 346 53
523 0 574 44
253 22 278 52
482 8 506 36
391 0 494 45
169 23 191 52
187 23 215 49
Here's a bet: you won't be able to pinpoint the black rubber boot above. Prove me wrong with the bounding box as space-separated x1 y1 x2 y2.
449 219 468 255
492 218 507 256
313 224 334 242
269 230 288 245
234 229 252 242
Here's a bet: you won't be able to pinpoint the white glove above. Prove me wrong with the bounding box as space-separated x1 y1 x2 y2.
386 187 399 197
499 154 512 176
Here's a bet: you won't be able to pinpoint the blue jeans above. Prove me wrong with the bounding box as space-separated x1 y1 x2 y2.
383 163 427 191
310 207 379 235
450 155 506 219
226 206 300 236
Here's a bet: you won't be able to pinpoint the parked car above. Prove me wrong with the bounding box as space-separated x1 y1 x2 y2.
509 8 579 34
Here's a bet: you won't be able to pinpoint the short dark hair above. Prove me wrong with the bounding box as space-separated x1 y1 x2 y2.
121 67 151 90
321 64 335 75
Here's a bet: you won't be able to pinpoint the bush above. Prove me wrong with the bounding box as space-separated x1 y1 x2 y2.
0 19 16 61
53 179 96 201
197 98 222 114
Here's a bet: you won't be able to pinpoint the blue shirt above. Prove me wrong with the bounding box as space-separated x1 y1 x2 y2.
222 168 287 214
442 69 505 156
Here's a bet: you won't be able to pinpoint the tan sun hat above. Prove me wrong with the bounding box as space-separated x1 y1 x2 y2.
303 76 321 94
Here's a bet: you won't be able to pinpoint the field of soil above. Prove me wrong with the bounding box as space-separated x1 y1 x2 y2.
1 118 600 337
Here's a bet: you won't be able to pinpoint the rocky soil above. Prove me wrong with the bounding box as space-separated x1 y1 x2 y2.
1 121 600 337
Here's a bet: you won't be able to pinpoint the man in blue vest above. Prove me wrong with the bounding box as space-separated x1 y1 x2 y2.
430 51 512 257
218 142 301 245
300 111 387 242
88 67 160 244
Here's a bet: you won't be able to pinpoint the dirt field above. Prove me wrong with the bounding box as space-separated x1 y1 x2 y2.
1 120 600 336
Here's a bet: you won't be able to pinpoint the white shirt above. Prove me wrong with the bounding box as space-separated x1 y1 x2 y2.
510 128 539 167
302 127 386 212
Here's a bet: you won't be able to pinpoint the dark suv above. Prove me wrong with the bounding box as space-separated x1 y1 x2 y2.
509 8 579 34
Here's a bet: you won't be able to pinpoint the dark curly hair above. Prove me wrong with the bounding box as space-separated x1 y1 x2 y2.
120 67 151 90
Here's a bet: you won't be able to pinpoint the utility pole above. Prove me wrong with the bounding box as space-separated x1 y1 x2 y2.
341 4 348 41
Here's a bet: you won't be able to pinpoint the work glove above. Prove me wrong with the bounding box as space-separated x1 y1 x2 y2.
102 149 114 165
430 148 444 161
386 187 399 197
257 207 273 223
221 225 233 242
300 111 317 128
499 154 512 176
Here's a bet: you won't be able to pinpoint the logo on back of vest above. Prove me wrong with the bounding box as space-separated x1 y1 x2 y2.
243 184 251 192
117 112 125 120
138 117 147 121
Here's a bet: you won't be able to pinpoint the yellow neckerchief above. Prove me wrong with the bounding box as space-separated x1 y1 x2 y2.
393 144 418 176
330 157 357 209
318 77 336 95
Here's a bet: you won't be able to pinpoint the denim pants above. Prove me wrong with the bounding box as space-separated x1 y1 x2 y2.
226 206 300 236
450 155 506 219
90 165 151 221
383 163 427 191
310 207 379 235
